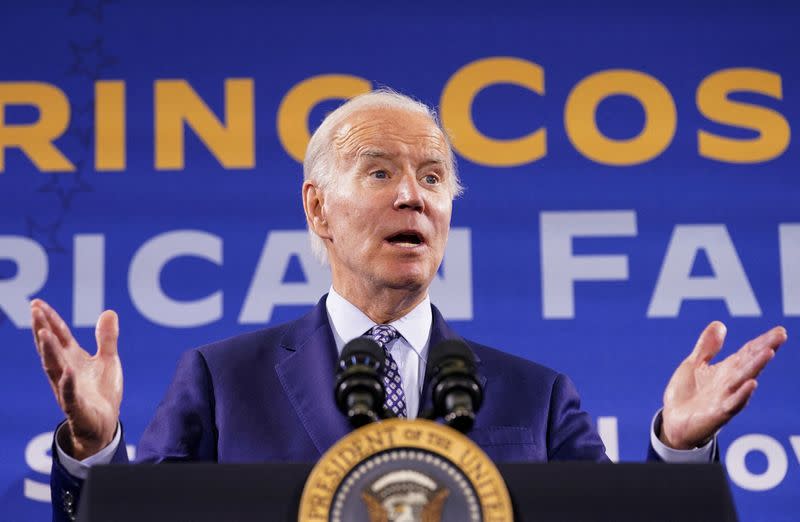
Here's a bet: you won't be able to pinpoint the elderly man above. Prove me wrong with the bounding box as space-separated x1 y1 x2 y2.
32 90 787 521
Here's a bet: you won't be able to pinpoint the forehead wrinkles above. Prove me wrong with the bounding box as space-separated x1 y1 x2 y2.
332 117 448 164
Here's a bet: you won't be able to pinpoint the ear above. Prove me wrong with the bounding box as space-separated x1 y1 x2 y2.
302 181 331 239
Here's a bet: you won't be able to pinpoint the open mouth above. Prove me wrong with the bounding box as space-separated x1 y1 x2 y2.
386 231 424 247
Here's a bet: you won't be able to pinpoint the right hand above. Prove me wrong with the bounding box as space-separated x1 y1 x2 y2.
31 299 123 460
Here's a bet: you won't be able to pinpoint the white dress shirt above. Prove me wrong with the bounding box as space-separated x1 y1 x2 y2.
56 288 711 478
325 286 431 420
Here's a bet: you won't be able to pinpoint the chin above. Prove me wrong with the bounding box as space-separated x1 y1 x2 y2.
379 267 432 292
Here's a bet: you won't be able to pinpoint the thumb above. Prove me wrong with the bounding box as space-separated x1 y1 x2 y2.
95 310 119 357
690 321 726 363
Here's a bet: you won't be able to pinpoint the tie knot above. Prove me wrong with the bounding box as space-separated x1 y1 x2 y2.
365 324 400 348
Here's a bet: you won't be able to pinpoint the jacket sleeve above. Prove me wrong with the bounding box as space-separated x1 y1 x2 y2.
546 373 610 462
49 348 217 521
50 425 129 522
136 348 218 463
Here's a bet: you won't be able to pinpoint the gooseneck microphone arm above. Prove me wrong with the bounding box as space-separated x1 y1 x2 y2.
334 338 386 428
427 340 484 433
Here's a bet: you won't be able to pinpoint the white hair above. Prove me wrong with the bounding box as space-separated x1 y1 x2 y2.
303 88 463 264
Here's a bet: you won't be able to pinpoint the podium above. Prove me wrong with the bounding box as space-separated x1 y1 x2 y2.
78 462 738 521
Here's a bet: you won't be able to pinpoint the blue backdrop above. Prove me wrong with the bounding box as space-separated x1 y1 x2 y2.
1 1 798 520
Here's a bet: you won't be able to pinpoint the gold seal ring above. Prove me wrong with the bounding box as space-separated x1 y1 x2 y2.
298 418 513 521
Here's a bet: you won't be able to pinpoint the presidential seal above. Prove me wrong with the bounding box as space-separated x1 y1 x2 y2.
298 419 513 522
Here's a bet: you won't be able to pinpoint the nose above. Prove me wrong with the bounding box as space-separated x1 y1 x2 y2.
394 173 424 212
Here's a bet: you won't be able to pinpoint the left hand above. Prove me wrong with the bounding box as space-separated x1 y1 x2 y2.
660 321 788 450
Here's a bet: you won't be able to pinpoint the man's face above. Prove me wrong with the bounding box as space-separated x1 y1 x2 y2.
313 107 453 298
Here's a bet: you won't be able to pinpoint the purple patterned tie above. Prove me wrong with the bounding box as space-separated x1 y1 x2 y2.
365 325 407 418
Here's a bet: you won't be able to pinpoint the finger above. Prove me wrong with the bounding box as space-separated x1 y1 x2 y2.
722 379 757 416
95 310 119 358
60 367 78 415
690 321 727 363
39 329 67 387
724 346 775 392
31 306 49 357
723 326 788 374
35 299 77 349
60 369 99 444
35 326 62 398
745 326 789 356
59 367 88 427
772 326 788 351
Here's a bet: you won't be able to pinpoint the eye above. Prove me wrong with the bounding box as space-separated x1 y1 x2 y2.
370 170 389 179
423 173 440 185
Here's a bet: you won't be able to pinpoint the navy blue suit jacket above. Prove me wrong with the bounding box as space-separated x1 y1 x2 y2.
51 296 608 520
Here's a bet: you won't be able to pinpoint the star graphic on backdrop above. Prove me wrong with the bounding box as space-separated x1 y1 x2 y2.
37 158 93 210
67 38 118 79
26 217 66 254
38 173 93 211
68 0 115 22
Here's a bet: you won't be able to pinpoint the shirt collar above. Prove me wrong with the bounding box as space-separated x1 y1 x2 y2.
325 286 432 359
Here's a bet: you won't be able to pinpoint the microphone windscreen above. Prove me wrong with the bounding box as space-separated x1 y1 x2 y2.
429 339 475 369
340 337 383 362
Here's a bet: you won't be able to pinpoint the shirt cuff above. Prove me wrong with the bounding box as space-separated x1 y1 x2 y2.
55 422 122 480
650 410 715 463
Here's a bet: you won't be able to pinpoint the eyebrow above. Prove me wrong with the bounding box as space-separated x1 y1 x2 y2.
358 148 446 167
359 148 393 159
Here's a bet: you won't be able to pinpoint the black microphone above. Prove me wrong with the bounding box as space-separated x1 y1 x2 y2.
335 337 385 428
428 340 483 433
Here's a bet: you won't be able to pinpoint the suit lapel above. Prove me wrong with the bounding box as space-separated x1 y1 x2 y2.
274 295 351 455
275 299 488 454
419 305 486 418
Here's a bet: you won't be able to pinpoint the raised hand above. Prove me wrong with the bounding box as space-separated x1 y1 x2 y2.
31 299 123 460
660 321 788 450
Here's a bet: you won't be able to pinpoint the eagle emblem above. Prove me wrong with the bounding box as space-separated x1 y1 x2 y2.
361 469 450 522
